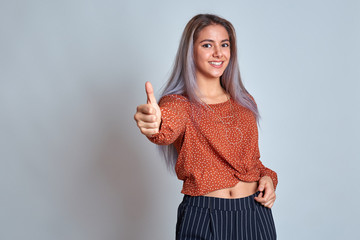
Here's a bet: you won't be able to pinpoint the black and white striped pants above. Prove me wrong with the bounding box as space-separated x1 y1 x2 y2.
176 191 276 240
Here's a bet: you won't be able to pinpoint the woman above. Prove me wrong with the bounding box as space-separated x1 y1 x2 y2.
134 14 278 240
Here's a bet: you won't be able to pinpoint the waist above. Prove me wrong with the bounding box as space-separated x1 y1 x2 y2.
203 181 258 199
183 191 261 211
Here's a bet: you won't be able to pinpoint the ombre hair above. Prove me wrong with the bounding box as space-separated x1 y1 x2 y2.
159 14 260 172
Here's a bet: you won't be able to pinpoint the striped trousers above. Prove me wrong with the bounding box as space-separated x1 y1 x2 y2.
176 191 276 240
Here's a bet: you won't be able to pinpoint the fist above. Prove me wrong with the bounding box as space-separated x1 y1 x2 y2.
134 82 162 136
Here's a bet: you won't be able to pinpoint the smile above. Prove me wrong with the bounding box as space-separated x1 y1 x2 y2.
209 61 224 67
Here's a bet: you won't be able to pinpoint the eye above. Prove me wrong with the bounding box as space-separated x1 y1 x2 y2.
202 43 212 48
222 43 230 47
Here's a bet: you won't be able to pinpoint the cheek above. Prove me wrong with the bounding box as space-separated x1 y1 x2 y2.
224 56 231 69
196 50 209 61
224 51 231 68
225 49 231 59
223 48 230 58
194 50 210 67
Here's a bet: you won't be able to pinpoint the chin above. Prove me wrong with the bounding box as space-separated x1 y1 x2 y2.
209 71 225 79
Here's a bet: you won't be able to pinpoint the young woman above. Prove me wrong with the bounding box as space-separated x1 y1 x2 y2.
134 14 278 240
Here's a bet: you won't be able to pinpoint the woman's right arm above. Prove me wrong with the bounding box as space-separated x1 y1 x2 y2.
134 82 188 145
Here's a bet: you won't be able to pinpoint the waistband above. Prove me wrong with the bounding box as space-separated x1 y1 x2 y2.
183 191 260 211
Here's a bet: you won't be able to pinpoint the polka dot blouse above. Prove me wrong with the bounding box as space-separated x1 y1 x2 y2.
148 94 278 196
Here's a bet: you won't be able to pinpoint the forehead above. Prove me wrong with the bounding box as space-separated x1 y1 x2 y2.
195 24 229 41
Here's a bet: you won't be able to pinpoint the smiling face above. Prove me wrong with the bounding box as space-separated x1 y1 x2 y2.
193 24 231 82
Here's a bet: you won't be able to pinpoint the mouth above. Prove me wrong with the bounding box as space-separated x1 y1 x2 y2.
209 61 224 68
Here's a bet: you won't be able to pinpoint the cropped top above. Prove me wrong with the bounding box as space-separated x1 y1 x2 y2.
147 94 278 196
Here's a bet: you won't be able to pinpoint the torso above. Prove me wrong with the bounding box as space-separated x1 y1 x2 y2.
152 93 265 196
203 181 258 198
200 94 259 198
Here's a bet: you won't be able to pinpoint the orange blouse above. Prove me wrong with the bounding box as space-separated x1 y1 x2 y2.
148 94 278 196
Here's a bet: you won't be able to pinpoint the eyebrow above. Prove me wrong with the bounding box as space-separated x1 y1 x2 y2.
199 39 230 43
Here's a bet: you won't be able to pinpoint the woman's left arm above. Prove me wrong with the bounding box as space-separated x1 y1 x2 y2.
252 135 278 208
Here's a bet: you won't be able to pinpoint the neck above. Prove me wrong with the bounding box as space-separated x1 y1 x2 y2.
196 76 228 104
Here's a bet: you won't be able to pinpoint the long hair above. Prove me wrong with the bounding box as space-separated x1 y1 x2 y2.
159 14 260 172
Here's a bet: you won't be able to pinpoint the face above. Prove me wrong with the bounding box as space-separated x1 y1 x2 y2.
193 24 231 82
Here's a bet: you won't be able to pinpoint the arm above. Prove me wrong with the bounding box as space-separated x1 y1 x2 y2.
147 95 188 145
246 94 278 208
253 130 278 208
256 153 278 190
134 82 188 145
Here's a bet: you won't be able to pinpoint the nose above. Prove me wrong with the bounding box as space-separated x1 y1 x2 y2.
213 45 223 58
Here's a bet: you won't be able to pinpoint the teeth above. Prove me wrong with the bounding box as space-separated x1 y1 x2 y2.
210 61 223 66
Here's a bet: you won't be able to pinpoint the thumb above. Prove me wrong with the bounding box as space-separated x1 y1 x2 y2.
258 183 265 192
145 81 157 105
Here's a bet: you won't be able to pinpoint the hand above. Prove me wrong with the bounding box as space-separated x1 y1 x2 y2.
134 82 162 136
254 176 276 208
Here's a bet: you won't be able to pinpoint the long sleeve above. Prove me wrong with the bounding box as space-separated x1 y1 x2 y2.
147 95 189 145
247 94 278 189
254 140 278 190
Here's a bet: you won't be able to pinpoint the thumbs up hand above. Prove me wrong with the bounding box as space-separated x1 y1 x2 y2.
134 82 162 136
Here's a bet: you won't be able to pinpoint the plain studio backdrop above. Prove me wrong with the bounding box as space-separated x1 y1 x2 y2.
1 0 359 239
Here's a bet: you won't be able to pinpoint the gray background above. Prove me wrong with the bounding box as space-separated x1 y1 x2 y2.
1 0 359 239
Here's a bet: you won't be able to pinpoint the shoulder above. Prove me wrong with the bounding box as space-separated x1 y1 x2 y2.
158 94 190 120
158 94 190 106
